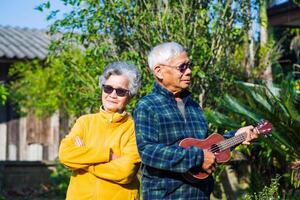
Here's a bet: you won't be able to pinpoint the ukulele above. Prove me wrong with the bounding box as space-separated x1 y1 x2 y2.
179 120 272 181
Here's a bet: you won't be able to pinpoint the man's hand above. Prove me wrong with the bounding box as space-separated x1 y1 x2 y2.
202 150 216 174
236 125 258 145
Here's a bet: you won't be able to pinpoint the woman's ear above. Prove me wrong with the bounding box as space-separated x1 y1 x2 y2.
153 65 163 80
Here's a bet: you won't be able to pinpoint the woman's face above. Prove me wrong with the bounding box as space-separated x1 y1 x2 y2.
102 74 130 113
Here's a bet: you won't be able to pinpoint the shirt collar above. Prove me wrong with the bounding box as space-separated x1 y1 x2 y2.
153 82 192 103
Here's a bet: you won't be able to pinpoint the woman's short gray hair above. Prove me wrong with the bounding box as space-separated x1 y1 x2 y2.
148 42 186 71
99 61 141 96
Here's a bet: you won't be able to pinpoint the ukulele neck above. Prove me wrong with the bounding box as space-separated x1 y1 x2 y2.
218 132 247 151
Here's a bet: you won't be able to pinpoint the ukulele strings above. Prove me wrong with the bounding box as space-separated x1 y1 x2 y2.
209 132 247 153
209 123 266 153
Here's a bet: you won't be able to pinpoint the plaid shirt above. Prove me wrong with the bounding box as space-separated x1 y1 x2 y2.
134 83 214 200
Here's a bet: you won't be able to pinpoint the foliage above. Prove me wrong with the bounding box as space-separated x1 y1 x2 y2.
8 0 272 117
0 83 8 105
9 48 103 117
243 175 280 200
206 78 300 158
295 80 300 90
205 77 300 195
255 39 283 79
50 159 71 196
9 60 61 117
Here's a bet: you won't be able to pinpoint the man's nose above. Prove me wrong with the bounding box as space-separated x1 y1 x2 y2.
184 67 192 75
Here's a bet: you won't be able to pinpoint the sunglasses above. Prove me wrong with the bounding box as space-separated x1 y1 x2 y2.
102 84 129 97
160 61 193 73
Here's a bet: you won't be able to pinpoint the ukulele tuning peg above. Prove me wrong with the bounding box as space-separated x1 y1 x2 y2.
264 133 272 138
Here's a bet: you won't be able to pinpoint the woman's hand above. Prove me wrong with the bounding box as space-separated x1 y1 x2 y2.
74 136 84 147
109 148 119 161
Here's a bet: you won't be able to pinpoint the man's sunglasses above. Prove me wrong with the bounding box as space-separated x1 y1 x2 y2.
102 84 129 97
160 61 193 73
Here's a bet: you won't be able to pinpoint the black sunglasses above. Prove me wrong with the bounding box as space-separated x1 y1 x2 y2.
102 84 129 97
160 61 193 73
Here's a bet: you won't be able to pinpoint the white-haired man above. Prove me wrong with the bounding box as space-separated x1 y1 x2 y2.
134 42 257 199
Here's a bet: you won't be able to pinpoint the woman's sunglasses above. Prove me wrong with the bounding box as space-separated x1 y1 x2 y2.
102 84 129 97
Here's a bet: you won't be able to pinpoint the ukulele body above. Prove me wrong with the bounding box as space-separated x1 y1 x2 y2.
179 133 231 180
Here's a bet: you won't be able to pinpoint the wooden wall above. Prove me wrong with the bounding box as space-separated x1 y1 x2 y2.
0 60 62 161
0 112 60 161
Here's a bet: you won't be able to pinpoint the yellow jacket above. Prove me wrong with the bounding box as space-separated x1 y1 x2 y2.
59 108 140 200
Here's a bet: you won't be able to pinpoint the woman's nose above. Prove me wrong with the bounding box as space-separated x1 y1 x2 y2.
109 89 118 98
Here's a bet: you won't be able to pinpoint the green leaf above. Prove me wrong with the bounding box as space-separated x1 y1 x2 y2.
236 82 273 113
220 94 263 121
204 108 240 128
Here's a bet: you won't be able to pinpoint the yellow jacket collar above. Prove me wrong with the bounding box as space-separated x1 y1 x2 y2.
99 107 128 123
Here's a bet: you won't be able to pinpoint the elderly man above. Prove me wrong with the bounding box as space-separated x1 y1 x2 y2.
134 42 257 199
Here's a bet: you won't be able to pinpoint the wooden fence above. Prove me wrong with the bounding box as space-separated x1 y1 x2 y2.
0 112 61 161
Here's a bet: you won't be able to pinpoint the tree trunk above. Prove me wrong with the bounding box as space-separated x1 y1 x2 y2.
260 0 273 86
245 0 255 78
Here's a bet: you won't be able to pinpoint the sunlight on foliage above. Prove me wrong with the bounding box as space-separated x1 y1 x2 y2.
0 83 8 105
243 175 280 200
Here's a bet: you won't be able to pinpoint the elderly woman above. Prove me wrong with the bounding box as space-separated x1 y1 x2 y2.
59 61 141 200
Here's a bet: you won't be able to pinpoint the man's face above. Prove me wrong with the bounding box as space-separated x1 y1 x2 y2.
155 52 192 94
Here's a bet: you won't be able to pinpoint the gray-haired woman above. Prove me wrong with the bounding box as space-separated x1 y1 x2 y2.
59 61 141 200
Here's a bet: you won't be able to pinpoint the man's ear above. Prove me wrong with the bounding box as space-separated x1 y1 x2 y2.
153 65 163 80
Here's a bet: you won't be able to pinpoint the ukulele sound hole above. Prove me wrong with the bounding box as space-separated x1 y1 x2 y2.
210 144 220 153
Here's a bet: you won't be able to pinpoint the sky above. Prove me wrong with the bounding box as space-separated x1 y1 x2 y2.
0 0 69 29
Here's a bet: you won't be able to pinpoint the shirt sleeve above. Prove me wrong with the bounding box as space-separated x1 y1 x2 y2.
87 130 141 184
59 116 110 170
223 130 236 139
133 103 204 173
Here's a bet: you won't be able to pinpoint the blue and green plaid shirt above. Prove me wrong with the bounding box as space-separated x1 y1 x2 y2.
134 83 215 200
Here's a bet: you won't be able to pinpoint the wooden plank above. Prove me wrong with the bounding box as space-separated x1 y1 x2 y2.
0 122 7 160
18 117 27 160
7 119 19 160
269 9 300 27
27 144 43 161
48 112 59 160
26 112 51 145
26 112 41 144
40 117 51 145
42 145 49 160
267 1 300 27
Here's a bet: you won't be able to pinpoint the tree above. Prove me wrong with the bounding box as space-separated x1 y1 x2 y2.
10 0 269 117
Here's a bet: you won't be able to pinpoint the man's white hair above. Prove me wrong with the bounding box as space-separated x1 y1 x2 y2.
148 42 186 71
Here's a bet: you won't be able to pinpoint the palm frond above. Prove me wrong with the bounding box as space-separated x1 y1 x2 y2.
236 81 273 113
204 108 241 128
210 80 300 159
220 94 263 122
